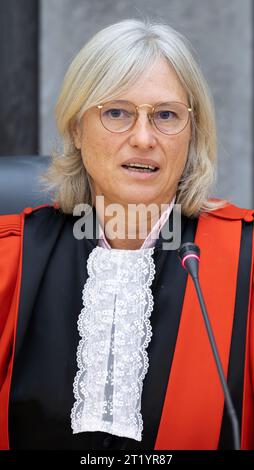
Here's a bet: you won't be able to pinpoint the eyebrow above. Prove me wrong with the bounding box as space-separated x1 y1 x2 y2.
110 98 188 105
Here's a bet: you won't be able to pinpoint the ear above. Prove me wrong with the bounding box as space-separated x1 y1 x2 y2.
72 122 82 150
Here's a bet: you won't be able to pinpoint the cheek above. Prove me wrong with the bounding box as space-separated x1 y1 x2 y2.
80 131 115 182
163 134 190 186
166 135 190 166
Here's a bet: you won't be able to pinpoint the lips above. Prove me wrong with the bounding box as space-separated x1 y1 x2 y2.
120 158 160 180
121 157 160 172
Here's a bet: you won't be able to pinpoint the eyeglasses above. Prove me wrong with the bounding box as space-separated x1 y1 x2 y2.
97 100 192 135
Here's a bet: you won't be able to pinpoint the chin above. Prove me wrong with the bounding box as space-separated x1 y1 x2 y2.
120 192 161 207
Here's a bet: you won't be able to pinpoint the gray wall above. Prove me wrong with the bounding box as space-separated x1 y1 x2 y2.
0 0 39 155
40 0 253 208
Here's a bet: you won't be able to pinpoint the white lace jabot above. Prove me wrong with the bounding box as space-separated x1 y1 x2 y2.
71 246 156 441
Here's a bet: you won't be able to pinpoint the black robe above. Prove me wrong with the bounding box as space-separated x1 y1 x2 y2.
9 206 198 450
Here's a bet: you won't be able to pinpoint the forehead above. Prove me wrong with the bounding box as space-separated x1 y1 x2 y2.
118 58 188 104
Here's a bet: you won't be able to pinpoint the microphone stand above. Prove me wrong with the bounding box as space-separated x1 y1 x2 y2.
178 243 240 450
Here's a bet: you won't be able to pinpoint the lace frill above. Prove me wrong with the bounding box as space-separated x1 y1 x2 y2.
71 246 155 441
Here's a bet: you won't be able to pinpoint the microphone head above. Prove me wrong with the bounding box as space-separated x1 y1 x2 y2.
178 242 200 261
178 243 200 278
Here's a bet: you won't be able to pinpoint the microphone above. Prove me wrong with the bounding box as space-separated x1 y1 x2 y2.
178 242 240 450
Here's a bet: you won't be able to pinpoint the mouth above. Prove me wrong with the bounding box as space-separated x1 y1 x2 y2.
121 163 159 173
120 161 160 181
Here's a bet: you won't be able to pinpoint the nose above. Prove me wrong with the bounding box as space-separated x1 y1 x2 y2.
128 111 157 149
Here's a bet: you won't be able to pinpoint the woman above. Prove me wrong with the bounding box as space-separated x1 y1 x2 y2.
0 19 253 450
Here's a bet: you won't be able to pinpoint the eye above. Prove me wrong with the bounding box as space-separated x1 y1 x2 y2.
154 110 178 120
104 108 131 119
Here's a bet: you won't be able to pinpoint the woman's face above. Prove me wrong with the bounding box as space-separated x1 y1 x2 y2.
74 58 191 208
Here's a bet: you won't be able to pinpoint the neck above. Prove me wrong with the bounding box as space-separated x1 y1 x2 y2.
95 197 170 250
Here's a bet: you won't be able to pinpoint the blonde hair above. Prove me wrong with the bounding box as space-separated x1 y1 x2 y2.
41 18 226 216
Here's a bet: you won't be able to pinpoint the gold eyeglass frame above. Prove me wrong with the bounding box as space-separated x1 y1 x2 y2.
97 100 192 135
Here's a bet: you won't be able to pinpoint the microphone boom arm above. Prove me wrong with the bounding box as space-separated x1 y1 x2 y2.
192 276 240 450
